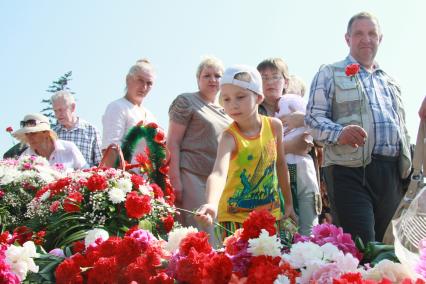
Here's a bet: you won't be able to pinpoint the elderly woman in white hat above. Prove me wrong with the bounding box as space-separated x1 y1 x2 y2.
13 113 87 169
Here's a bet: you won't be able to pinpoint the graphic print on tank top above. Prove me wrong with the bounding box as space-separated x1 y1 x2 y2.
227 138 278 211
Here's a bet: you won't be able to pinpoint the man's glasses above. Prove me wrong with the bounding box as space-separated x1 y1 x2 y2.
20 119 47 128
261 75 284 83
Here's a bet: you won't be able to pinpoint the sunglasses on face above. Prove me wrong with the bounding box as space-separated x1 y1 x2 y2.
20 119 47 128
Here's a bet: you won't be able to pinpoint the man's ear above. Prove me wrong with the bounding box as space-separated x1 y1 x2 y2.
71 103 76 112
345 33 350 47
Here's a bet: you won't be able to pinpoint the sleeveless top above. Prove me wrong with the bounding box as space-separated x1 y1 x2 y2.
218 115 281 223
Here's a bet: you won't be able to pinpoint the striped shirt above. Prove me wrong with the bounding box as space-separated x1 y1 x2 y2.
306 55 402 157
53 118 102 167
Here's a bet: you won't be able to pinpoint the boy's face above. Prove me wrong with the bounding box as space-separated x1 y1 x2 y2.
220 84 261 121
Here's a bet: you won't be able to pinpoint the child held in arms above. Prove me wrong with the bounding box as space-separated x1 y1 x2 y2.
196 65 297 241
275 76 321 235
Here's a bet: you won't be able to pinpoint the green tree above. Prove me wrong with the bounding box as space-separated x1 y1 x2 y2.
40 71 74 121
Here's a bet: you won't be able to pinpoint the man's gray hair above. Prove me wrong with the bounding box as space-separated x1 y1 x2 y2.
347 11 381 34
51 90 75 106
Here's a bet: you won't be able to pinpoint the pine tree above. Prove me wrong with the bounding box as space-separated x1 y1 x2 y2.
40 71 74 121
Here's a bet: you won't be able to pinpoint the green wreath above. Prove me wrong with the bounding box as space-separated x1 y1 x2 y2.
120 122 168 191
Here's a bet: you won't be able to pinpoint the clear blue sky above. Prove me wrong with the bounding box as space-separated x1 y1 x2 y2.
1 1 425 155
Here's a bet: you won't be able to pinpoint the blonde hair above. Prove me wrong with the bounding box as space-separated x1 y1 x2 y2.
286 75 307 97
196 55 224 79
126 59 155 80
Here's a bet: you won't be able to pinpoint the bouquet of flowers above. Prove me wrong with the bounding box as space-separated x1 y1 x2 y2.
24 167 176 251
0 155 63 230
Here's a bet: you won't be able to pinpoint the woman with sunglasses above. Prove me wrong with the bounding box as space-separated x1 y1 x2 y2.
13 113 87 169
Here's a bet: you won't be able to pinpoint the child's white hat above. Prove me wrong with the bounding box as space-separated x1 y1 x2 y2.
220 65 263 97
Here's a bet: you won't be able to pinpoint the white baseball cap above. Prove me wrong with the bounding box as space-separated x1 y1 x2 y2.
220 65 264 98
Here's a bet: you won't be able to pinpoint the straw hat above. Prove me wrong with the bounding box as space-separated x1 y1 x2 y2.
13 113 54 143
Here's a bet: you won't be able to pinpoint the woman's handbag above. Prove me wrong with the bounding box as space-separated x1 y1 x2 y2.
382 120 426 246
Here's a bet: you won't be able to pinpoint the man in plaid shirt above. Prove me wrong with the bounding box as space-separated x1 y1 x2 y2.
51 91 102 167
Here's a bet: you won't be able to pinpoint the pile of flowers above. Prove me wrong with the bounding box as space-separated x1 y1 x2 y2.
0 155 64 230
0 209 425 283
21 166 176 250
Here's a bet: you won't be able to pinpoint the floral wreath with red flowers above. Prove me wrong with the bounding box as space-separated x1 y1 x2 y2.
121 121 171 194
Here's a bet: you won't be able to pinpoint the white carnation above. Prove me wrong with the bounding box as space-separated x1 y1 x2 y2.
165 226 198 252
334 252 359 272
274 274 291 284
108 187 126 204
363 259 412 282
320 242 342 261
0 167 20 184
85 228 109 248
247 229 282 257
117 178 133 193
282 241 323 269
139 185 152 196
5 241 39 281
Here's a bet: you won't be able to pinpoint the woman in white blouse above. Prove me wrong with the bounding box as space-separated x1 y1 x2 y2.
13 113 87 169
102 59 157 151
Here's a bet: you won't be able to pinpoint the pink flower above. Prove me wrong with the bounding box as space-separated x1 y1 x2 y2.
0 190 4 199
311 263 342 284
416 238 426 278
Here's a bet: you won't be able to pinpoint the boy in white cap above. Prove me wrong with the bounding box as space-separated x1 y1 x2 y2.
196 65 296 241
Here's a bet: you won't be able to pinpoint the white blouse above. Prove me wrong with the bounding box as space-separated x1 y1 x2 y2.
101 97 157 149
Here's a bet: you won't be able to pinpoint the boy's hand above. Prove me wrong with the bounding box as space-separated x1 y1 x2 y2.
195 204 217 227
283 204 298 224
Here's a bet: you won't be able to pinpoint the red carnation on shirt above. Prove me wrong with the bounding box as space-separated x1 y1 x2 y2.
345 63 360 77
125 191 152 219
6 126 13 133
240 209 277 241
86 174 108 192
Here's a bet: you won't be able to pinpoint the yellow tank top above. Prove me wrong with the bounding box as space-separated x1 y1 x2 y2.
218 115 281 223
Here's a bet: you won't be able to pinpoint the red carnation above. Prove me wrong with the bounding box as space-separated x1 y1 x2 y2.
86 174 108 192
125 191 152 219
179 231 212 255
72 240 86 254
131 174 145 189
63 191 83 212
13 226 33 245
145 122 159 129
240 209 277 241
161 214 174 233
247 256 281 284
150 183 164 199
55 258 84 284
0 231 10 245
159 164 169 175
87 257 119 284
149 272 174 284
202 253 233 284
6 126 13 133
0 190 4 199
345 63 360 77
154 129 166 144
33 230 46 245
176 249 205 284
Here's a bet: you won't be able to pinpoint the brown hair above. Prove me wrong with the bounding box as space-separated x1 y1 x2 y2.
347 12 381 35
256 58 290 81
